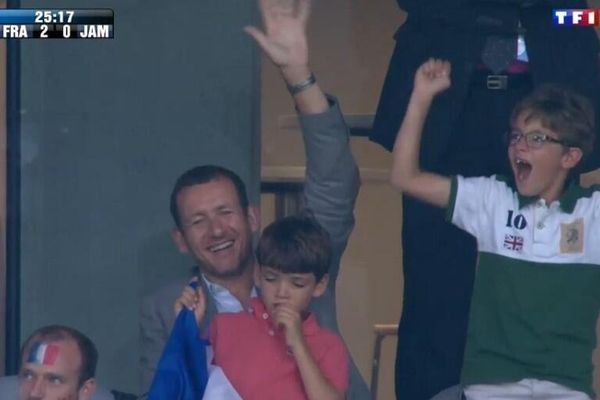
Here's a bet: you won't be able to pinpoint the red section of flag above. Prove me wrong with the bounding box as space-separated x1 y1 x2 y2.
42 344 60 365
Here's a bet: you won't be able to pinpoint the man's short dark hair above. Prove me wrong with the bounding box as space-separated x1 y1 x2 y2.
20 325 98 387
169 165 249 228
511 84 596 161
256 213 332 282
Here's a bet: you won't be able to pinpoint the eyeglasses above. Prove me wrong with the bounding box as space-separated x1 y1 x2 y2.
506 131 572 149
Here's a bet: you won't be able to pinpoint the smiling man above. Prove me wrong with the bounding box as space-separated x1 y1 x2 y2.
18 325 98 400
139 0 369 397
172 176 255 279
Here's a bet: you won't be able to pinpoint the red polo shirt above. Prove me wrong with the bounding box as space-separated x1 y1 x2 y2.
209 298 349 400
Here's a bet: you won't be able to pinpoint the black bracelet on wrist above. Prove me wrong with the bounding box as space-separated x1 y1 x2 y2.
286 73 316 96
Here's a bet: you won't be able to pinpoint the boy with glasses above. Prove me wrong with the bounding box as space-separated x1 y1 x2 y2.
390 58 599 399
506 131 574 149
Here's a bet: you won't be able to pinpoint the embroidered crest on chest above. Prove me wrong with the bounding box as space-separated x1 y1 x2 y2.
560 218 584 254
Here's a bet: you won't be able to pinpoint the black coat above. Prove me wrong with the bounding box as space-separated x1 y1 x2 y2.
372 0 600 172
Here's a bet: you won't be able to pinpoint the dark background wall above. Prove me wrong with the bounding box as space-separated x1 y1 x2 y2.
18 0 259 393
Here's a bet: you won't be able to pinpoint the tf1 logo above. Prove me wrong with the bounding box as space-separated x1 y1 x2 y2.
553 9 599 26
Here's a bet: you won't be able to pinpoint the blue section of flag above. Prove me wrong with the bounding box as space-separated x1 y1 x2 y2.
27 342 42 363
148 285 209 400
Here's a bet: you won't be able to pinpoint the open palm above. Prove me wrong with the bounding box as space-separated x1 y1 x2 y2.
245 0 310 68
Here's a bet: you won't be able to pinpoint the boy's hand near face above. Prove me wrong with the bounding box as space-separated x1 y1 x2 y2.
273 304 306 351
274 303 344 400
174 278 206 328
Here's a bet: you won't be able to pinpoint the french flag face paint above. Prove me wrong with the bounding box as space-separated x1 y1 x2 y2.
27 342 60 365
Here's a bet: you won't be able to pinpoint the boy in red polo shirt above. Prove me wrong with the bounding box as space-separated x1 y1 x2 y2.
176 214 349 400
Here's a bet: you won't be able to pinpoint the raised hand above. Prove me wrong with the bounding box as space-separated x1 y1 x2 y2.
413 58 452 100
174 278 206 327
244 0 310 69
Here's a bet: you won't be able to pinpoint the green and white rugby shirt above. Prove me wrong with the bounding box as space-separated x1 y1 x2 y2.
447 175 600 398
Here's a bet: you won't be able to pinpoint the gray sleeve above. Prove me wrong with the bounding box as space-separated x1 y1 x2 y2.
139 292 169 391
300 95 359 285
294 102 369 398
138 280 187 391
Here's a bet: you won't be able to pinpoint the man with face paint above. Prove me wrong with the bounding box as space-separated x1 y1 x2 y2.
17 325 98 400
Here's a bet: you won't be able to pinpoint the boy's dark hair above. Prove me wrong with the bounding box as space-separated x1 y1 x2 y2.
256 213 332 282
20 325 98 387
169 165 249 228
511 84 595 162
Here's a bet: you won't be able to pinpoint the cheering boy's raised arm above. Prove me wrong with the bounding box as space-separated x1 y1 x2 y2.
389 58 453 209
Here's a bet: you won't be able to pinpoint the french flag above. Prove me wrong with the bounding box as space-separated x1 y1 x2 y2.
148 281 209 400
28 343 60 365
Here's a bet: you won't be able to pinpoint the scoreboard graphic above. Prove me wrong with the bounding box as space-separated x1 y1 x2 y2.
0 9 114 39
